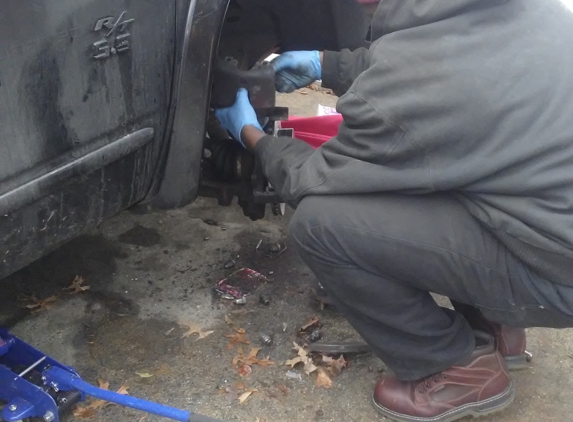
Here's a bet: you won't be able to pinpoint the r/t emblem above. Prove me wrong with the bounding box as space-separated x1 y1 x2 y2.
92 11 135 60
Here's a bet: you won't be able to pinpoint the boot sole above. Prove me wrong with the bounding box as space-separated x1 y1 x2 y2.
372 382 515 422
504 352 533 371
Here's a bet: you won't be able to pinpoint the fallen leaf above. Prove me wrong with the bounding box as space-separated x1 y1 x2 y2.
286 343 318 374
22 295 58 313
238 389 258 404
73 407 97 418
179 321 214 340
316 368 333 389
285 356 304 368
64 275 90 294
282 322 288 332
135 372 154 378
232 347 274 369
238 364 252 376
226 328 250 349
277 384 289 396
164 327 175 336
300 316 320 331
138 416 147 422
322 355 348 375
116 385 130 395
225 314 233 325
72 382 127 418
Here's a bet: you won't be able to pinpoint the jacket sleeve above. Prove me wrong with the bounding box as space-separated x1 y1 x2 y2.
254 89 434 209
321 48 372 97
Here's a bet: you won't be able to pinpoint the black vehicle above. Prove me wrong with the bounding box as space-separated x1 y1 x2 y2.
0 0 370 279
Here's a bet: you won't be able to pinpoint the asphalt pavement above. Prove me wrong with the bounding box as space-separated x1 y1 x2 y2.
1 90 573 422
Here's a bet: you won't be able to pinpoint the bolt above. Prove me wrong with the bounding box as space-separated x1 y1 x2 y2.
8 404 17 412
44 411 55 422
260 333 273 346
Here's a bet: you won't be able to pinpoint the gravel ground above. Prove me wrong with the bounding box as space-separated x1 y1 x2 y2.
2 89 573 422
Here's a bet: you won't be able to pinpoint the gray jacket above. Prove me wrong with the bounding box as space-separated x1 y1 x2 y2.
255 0 573 302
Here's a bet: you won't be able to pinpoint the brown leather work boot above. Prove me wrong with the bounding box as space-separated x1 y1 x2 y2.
451 301 532 370
372 332 514 422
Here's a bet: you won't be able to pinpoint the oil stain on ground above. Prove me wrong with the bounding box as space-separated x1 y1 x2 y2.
118 224 161 247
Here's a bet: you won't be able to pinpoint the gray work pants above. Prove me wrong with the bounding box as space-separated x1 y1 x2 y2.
289 193 573 380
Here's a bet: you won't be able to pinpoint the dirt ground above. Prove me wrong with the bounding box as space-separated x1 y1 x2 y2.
2 90 573 422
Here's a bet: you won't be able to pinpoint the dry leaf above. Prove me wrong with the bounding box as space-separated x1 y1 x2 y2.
135 372 154 378
225 314 233 325
73 407 97 418
22 295 58 313
322 355 347 375
179 321 214 340
316 368 333 389
72 382 127 418
286 343 318 375
282 322 288 332
285 356 304 368
277 384 288 395
232 347 274 369
116 385 129 395
238 389 258 404
300 316 320 331
138 416 147 422
164 327 175 336
64 276 90 294
226 328 250 349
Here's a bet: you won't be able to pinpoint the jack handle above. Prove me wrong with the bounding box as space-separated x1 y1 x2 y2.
43 366 224 422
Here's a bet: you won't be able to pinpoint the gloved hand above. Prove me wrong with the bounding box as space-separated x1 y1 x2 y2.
271 51 322 93
214 88 262 147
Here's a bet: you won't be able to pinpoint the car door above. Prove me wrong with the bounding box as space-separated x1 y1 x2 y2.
0 0 177 277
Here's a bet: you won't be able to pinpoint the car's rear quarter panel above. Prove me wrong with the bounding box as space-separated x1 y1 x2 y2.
0 0 177 278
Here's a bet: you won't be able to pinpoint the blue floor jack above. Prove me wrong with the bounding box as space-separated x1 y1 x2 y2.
0 329 223 422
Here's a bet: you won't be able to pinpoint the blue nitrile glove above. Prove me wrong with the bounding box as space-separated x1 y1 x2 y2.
214 88 262 147
271 51 322 93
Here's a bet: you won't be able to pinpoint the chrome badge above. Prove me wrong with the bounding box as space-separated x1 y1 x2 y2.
92 12 135 60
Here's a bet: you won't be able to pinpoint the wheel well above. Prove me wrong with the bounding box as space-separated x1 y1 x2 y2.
218 0 371 67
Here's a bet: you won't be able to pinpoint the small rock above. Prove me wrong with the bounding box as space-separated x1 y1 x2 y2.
224 260 236 269
309 329 323 343
269 244 281 253
203 219 218 226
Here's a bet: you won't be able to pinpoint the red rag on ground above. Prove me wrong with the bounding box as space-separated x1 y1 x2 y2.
279 115 343 149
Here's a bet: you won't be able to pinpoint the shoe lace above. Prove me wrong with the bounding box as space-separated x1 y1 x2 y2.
417 372 448 394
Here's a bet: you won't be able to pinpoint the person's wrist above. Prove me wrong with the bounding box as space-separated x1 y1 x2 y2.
241 125 266 150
